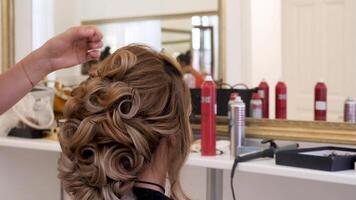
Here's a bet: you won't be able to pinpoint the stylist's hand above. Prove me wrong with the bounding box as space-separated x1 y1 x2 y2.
39 25 103 72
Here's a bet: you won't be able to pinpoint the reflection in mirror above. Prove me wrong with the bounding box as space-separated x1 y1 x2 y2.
191 16 218 78
85 13 219 82
245 0 356 123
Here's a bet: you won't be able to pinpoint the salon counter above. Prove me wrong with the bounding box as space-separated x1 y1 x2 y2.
0 136 355 186
0 136 355 200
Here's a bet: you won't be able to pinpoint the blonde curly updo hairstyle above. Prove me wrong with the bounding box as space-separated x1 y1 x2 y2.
58 44 192 200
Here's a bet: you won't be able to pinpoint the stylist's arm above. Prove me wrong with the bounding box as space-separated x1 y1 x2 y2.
0 26 103 114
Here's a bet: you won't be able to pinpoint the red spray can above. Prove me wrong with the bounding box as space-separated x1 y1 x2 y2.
258 80 269 118
250 93 263 119
314 81 327 121
275 81 287 119
201 75 216 156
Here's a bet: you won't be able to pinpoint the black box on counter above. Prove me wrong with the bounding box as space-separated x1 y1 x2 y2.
276 146 356 171
8 127 46 139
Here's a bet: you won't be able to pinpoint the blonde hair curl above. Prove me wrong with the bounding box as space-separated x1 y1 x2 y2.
58 44 192 200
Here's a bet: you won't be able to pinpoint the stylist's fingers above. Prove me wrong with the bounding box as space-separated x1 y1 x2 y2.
67 25 103 42
84 25 103 42
88 41 103 50
88 30 103 42
86 50 100 61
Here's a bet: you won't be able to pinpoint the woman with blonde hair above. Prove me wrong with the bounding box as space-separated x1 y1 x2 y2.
58 44 193 200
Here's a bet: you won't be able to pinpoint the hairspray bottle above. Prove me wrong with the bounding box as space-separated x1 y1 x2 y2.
228 92 239 135
344 97 356 123
250 93 263 119
258 79 269 118
314 81 327 121
230 96 246 158
275 81 287 119
201 75 216 156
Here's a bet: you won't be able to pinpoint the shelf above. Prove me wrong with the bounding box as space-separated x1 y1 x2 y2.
0 136 61 152
0 136 355 186
188 152 356 186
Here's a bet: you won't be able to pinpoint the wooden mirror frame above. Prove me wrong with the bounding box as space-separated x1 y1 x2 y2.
1 0 15 73
191 117 356 145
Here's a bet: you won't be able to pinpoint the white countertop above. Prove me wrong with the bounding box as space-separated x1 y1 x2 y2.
0 136 355 186
0 136 61 152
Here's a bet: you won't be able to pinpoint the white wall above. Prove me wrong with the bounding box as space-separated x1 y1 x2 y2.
220 0 281 88
15 0 33 62
221 0 243 85
250 0 282 118
53 0 80 34
51 0 82 77
250 0 282 87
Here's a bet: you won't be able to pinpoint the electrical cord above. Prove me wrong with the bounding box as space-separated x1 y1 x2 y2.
230 158 239 200
232 83 249 89
215 80 250 89
214 79 233 89
230 148 275 200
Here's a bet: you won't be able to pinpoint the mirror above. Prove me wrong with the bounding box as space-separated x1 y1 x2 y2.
242 0 356 123
9 0 355 125
82 12 220 81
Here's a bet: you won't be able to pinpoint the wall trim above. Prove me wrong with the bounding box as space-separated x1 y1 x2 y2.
1 0 15 72
82 11 219 25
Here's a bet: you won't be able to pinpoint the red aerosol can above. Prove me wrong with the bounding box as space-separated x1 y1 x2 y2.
275 81 287 119
314 81 327 121
258 80 269 118
201 75 216 156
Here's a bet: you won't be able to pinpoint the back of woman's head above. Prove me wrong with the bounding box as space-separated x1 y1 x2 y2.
176 50 191 67
58 44 192 200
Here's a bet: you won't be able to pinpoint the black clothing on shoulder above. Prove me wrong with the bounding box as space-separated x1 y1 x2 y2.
133 187 171 200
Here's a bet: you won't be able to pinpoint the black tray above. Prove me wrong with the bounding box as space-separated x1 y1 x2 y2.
276 146 356 171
